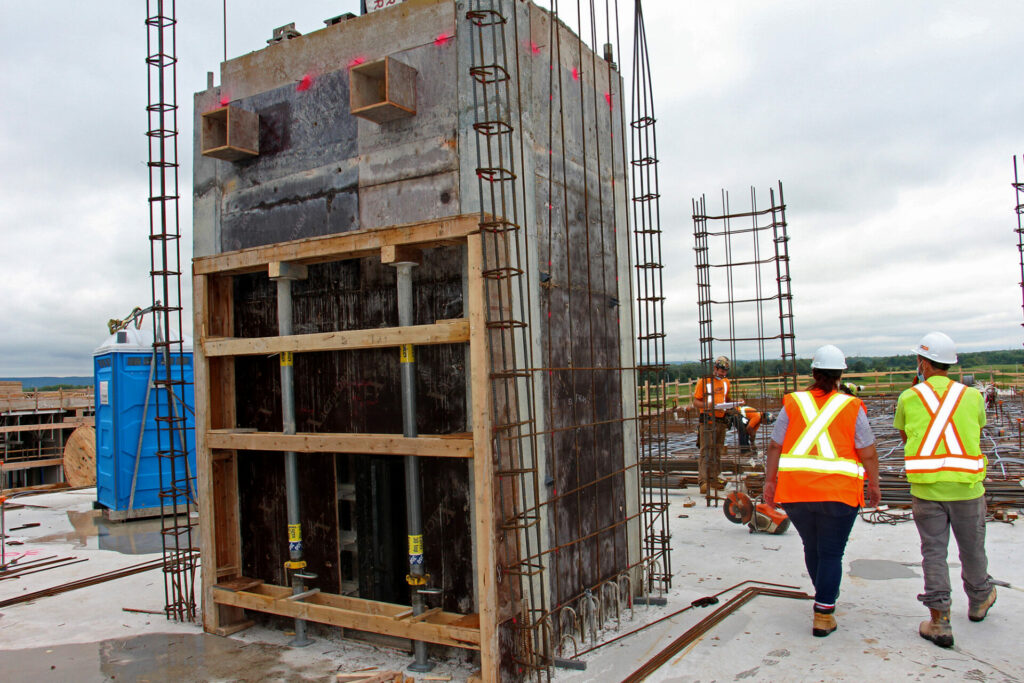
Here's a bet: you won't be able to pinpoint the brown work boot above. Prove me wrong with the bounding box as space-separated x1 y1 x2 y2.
968 588 996 622
812 611 836 637
919 609 953 648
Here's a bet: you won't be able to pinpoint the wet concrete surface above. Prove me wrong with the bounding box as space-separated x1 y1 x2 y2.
848 558 919 580
31 510 197 556
0 633 335 682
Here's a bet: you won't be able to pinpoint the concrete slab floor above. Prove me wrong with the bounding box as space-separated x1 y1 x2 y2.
1 488 1021 682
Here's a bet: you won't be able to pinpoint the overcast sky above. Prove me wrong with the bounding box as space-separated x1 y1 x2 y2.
1 1 1021 376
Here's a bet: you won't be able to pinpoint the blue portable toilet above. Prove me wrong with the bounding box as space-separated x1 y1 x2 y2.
93 328 196 520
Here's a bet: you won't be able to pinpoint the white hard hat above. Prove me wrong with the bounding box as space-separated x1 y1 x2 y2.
913 331 957 364
811 344 847 370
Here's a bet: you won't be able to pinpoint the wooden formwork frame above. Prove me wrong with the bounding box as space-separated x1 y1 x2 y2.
192 215 499 679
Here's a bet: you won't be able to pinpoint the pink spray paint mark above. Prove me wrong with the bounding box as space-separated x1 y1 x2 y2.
348 56 367 68
434 33 453 46
297 74 313 91
572 67 580 80
530 41 541 55
604 92 612 108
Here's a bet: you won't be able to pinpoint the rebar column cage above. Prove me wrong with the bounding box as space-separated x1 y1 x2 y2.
146 0 198 622
692 182 797 430
466 0 548 675
466 0 671 677
1014 155 1024 337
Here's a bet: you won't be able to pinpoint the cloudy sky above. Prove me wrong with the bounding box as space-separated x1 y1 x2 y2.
1 1 1021 376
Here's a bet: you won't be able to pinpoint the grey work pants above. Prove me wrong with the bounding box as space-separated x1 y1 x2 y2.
912 495 993 611
698 420 728 486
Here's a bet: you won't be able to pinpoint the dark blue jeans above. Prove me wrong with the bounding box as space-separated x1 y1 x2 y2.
782 501 859 613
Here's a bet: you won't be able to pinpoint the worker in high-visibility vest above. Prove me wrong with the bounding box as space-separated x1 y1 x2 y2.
734 405 773 455
894 331 994 649
764 344 881 638
693 355 740 494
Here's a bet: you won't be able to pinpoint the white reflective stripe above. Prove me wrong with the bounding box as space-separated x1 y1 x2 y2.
943 424 963 455
912 382 940 412
706 383 713 393
791 393 853 458
919 382 965 457
905 456 984 472
778 457 865 477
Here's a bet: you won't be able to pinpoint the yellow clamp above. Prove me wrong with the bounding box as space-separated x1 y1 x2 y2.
406 573 429 586
284 560 307 570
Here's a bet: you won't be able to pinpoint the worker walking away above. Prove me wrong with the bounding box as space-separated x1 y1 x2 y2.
894 332 994 649
763 344 881 637
693 356 739 495
734 405 773 456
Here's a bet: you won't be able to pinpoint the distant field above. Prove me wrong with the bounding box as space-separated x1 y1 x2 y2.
0 376 93 390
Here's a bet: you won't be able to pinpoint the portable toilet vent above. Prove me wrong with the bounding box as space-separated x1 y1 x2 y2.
93 328 196 520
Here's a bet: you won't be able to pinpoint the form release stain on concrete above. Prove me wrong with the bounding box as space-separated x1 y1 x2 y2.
848 559 918 580
0 633 329 682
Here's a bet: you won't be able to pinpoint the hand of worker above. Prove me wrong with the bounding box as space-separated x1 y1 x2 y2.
763 478 776 507
865 480 881 508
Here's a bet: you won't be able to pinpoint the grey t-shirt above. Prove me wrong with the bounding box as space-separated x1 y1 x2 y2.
770 402 874 449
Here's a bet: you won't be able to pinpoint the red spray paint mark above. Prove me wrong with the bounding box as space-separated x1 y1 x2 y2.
348 56 367 68
434 32 453 46
297 74 313 91
530 41 541 55
572 67 580 80
604 92 612 108
219 96 230 107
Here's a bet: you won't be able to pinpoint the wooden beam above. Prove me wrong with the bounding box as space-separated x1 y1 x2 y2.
193 214 480 275
212 583 481 649
466 233 500 682
0 457 63 472
0 421 92 434
203 319 469 357
380 244 422 265
205 430 473 458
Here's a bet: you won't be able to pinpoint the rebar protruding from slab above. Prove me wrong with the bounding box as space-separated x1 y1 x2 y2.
393 261 433 673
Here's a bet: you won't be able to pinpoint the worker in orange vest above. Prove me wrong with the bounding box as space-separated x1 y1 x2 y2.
734 405 773 455
764 344 881 638
693 355 740 494
895 332 994 649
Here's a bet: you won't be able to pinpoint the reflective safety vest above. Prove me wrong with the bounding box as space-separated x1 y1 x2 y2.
739 405 761 430
776 390 865 506
694 377 730 418
902 380 986 485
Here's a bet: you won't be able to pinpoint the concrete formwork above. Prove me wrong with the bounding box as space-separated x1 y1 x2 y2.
191 1 646 677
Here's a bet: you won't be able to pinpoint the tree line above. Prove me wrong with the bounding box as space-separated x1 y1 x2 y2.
650 348 1024 382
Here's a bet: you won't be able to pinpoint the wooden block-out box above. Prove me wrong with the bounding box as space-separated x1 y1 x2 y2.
201 106 259 161
350 57 417 124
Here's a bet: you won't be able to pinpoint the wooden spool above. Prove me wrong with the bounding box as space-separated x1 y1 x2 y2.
63 425 96 487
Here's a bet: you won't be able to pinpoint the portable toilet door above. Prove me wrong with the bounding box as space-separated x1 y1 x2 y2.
93 328 196 521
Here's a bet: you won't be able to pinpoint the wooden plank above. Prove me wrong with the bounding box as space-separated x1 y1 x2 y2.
206 430 473 458
466 233 500 682
193 214 479 275
203 320 469 357
212 584 480 649
0 457 63 472
0 421 92 435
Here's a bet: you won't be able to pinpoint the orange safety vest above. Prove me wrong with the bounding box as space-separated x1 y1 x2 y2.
776 390 865 506
694 377 731 418
903 381 986 481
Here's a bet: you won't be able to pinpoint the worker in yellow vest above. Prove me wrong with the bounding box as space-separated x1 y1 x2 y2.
894 331 994 649
693 355 740 494
764 344 881 638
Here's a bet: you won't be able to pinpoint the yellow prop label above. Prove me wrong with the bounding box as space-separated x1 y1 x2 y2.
408 534 423 555
280 351 294 367
288 524 302 542
400 344 415 363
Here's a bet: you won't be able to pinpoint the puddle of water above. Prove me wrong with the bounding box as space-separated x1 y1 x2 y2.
31 511 198 556
0 632 333 682
848 558 918 580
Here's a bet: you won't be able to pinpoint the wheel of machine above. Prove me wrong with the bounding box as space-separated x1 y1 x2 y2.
723 491 754 524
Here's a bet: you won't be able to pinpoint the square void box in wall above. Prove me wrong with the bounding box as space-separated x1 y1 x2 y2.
349 57 417 124
201 106 259 161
